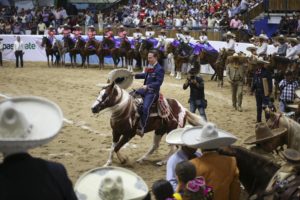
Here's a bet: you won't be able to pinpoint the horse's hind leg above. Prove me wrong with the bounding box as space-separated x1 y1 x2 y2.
136 133 162 163
156 144 177 166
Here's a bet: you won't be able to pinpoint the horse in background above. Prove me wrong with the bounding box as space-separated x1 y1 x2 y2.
41 37 60 67
61 36 76 67
83 39 100 68
119 38 135 71
69 38 86 67
266 111 300 152
91 82 205 166
138 39 154 70
213 48 234 87
98 37 120 68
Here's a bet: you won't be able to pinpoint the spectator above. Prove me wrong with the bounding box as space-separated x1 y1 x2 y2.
0 96 78 200
183 68 207 120
152 179 174 200
279 70 299 112
256 34 269 57
37 21 46 35
286 38 300 61
12 22 22 34
181 123 240 200
274 35 288 56
230 15 242 30
239 0 250 14
251 57 272 122
226 53 246 112
13 36 24 68
166 127 201 191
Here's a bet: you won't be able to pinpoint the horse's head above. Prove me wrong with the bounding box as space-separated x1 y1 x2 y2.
120 39 130 49
91 82 119 113
166 42 175 54
41 37 49 48
103 37 115 49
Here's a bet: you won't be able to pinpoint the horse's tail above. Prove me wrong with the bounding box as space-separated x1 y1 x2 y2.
185 109 206 127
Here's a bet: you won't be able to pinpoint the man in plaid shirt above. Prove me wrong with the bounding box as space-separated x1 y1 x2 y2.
279 71 299 112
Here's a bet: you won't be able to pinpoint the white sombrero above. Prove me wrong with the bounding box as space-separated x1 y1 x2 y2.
295 89 300 98
224 31 236 38
258 34 268 40
107 69 133 89
0 96 63 154
75 166 148 200
181 122 237 149
165 125 193 145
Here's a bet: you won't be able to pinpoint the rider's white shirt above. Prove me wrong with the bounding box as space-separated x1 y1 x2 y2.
256 42 268 55
226 38 235 50
145 31 155 38
286 45 300 60
199 35 208 43
133 32 142 39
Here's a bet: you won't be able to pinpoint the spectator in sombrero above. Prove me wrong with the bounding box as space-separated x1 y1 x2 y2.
181 123 240 200
256 34 268 57
0 96 77 200
165 126 201 191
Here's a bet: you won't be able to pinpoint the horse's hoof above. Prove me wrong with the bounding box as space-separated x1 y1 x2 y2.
156 160 167 166
103 161 112 167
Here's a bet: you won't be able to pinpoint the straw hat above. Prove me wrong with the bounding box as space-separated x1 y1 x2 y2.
275 34 286 41
288 37 299 44
74 24 82 29
246 46 257 52
181 122 237 149
281 148 300 162
244 123 287 144
0 96 63 154
252 57 270 64
107 69 133 89
165 125 193 145
75 166 148 200
160 29 166 34
224 31 236 38
258 34 268 40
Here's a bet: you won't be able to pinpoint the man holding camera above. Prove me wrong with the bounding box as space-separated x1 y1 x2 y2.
183 68 207 121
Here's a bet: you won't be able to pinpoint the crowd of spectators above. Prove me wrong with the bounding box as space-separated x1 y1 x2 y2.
278 13 300 36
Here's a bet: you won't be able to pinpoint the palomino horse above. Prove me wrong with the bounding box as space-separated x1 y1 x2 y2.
119 38 135 71
69 38 86 67
98 37 120 68
84 39 100 68
219 146 300 199
91 82 205 166
41 37 60 66
266 111 300 152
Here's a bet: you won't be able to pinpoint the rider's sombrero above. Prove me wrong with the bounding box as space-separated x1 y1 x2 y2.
165 125 193 145
48 25 55 31
224 31 236 38
73 24 82 29
0 96 63 154
107 69 133 89
246 46 257 52
258 34 268 40
280 148 300 162
274 34 286 41
244 123 287 145
160 29 166 33
62 24 70 29
88 25 95 31
75 166 149 200
288 37 299 44
251 57 270 65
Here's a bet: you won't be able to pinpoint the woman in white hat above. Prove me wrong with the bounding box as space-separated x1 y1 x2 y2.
256 34 268 57
0 96 77 200
181 123 240 200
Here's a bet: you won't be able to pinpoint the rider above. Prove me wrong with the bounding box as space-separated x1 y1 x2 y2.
47 25 56 46
256 34 268 57
105 25 114 41
286 38 300 61
175 28 184 42
273 35 288 56
86 25 98 51
73 24 83 42
133 27 143 42
134 50 165 137
118 25 128 41
155 29 167 51
199 30 208 44
224 31 236 55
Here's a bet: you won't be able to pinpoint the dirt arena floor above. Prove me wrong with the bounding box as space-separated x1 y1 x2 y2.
0 62 281 199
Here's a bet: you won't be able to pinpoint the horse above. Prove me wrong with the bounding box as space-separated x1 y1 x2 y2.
119 38 135 71
91 82 206 166
98 37 120 69
83 38 100 68
266 111 300 152
69 38 86 67
41 37 60 67
219 146 300 199
61 36 76 67
196 47 219 77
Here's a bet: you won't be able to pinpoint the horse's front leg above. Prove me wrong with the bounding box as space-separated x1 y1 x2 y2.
137 133 162 163
114 134 131 164
104 142 116 166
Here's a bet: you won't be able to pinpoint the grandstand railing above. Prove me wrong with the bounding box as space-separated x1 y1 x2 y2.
240 1 264 21
269 0 300 12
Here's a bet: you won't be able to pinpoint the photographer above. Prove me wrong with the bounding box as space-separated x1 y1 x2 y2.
183 68 207 121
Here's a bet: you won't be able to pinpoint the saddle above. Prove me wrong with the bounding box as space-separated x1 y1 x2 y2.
131 92 171 119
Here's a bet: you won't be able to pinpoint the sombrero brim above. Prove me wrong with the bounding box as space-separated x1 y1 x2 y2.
246 46 257 51
0 96 63 152
165 125 193 145
244 127 287 144
295 89 300 98
286 104 299 109
108 69 133 90
75 166 148 200
181 126 237 149
280 149 300 162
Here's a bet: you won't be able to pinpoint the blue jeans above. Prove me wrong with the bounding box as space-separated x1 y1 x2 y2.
189 99 207 121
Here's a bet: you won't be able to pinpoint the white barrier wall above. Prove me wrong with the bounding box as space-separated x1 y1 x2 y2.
1 35 278 74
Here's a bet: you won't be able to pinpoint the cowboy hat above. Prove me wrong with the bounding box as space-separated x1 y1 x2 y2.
287 37 299 44
73 24 82 29
0 96 63 154
224 31 236 38
75 166 149 200
107 69 133 89
295 89 300 98
181 123 237 149
165 125 193 145
281 148 300 162
286 104 299 109
252 57 270 64
274 34 286 41
246 46 257 52
258 34 268 40
160 29 166 33
63 24 70 28
244 123 287 144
